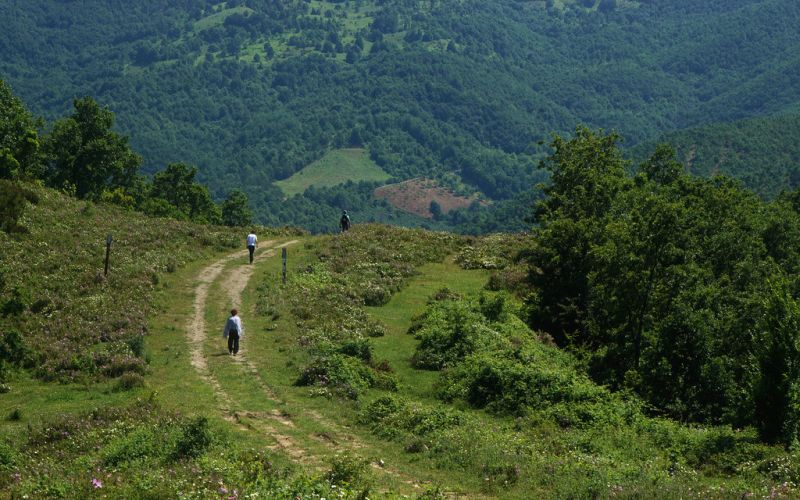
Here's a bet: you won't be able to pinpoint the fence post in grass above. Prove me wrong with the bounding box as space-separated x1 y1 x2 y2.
282 247 287 284
104 233 113 276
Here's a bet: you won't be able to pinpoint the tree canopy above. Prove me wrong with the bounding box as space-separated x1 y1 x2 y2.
525 128 800 444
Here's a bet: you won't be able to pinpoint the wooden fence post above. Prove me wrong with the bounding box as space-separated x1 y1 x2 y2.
104 234 112 276
282 247 287 284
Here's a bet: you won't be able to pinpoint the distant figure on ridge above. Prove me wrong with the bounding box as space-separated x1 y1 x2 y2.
246 229 257 264
223 308 244 356
340 210 351 232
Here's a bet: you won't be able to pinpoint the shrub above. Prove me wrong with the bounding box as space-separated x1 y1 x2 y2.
1 288 28 318
296 354 376 399
359 395 465 441
325 452 370 487
411 300 510 370
0 329 28 366
115 372 145 391
339 339 372 362
0 441 16 467
103 426 162 465
438 353 609 416
126 334 146 358
7 407 21 421
171 416 212 460
0 180 37 234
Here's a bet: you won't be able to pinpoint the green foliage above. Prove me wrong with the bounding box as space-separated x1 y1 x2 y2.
325 452 370 489
171 416 213 460
523 128 800 443
0 440 16 467
0 180 37 234
0 79 42 180
114 372 145 392
410 298 512 370
150 163 221 224
753 279 800 444
44 97 142 200
221 189 252 227
634 113 800 199
296 354 376 399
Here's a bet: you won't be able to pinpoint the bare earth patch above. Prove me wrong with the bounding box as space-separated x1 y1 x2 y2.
374 177 482 218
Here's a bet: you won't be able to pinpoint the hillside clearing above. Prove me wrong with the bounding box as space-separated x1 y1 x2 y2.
374 178 483 218
275 148 391 198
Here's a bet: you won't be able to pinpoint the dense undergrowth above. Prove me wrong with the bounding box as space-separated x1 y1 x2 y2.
0 183 295 387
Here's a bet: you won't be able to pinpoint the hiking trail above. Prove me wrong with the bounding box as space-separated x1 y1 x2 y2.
185 241 423 490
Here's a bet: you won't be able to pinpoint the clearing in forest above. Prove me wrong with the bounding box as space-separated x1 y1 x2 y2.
275 148 391 198
373 177 482 218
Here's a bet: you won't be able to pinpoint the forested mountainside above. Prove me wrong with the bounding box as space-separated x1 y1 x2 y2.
632 113 800 199
2 0 800 230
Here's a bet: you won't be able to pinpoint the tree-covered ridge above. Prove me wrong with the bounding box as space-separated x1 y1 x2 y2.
632 113 800 199
2 0 799 229
525 128 800 444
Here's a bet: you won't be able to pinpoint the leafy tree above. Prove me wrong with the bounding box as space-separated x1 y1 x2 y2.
754 279 800 444
429 200 442 220
525 128 800 439
0 79 42 180
44 97 141 200
525 127 628 346
150 163 221 224
221 189 252 227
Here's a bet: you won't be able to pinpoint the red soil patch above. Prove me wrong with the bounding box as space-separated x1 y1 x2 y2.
373 178 481 219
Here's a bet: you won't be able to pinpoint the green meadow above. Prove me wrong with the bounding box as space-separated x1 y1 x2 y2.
275 148 391 198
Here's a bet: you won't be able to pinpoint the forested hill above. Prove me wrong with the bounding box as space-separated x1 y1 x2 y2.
632 113 800 199
2 0 800 230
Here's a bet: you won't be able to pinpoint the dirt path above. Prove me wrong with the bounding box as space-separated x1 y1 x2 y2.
186 241 307 459
186 240 423 490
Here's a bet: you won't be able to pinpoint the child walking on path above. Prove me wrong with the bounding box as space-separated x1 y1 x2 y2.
223 308 244 355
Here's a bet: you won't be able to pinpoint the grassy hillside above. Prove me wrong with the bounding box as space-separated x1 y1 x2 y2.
275 148 390 198
0 183 237 385
2 0 800 230
2 192 800 496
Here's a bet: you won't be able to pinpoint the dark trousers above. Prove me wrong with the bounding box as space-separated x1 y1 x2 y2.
228 332 240 354
248 245 255 263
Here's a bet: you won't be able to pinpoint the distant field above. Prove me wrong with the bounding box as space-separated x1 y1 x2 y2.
374 177 482 218
193 6 254 31
275 148 391 197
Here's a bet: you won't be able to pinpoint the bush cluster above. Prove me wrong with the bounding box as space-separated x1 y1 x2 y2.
263 225 460 399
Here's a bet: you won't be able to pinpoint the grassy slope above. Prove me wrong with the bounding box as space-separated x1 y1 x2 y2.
243 228 800 498
275 148 391 198
4 200 800 497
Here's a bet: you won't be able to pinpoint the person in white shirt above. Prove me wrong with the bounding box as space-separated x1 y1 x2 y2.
223 308 244 355
246 230 257 264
